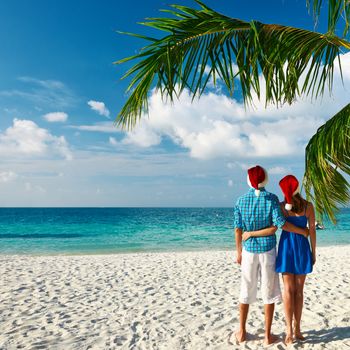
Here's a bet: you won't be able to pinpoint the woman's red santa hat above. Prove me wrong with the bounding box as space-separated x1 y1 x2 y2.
247 165 268 196
279 175 300 211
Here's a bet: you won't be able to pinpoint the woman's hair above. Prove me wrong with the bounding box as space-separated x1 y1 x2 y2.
291 193 307 213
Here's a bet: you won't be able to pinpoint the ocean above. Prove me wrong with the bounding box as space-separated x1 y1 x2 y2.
0 207 349 255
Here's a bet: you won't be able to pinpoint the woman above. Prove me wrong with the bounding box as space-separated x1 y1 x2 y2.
276 175 316 345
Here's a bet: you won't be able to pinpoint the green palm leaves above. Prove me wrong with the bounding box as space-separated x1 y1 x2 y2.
116 0 350 222
307 0 350 37
304 103 350 222
116 1 350 128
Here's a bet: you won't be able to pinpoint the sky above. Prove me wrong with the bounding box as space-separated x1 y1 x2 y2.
0 0 349 207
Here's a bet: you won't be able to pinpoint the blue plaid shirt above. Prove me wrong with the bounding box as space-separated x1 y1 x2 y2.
233 188 286 253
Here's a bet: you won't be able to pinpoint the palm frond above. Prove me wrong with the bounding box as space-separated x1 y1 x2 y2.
306 0 350 38
304 103 350 223
115 1 350 128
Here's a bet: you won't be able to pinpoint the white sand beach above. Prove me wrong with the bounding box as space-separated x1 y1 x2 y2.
0 245 349 350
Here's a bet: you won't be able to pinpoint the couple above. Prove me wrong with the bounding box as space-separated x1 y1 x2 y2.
233 165 316 346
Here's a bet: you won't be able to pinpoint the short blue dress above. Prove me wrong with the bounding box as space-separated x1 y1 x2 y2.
276 207 313 275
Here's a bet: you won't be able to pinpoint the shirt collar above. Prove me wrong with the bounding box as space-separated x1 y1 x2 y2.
249 187 266 193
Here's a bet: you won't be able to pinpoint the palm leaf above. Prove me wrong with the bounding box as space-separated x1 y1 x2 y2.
304 103 350 223
306 0 350 37
115 0 350 128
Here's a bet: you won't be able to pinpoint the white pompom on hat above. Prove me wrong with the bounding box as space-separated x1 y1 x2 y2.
247 165 268 196
279 175 300 210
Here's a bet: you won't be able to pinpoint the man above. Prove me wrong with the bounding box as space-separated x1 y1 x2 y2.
233 165 308 346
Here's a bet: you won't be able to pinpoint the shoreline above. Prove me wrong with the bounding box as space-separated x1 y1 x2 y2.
0 242 349 257
1 246 349 349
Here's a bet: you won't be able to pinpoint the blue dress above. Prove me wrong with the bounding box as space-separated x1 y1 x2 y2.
276 211 313 275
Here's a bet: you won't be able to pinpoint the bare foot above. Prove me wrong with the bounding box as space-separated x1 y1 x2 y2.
264 334 278 346
284 335 294 345
234 330 246 343
295 332 306 341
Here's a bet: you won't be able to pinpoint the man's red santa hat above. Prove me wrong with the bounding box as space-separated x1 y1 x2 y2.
279 175 300 211
247 165 268 196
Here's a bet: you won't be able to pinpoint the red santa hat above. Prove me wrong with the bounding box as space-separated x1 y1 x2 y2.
247 165 268 196
279 175 300 211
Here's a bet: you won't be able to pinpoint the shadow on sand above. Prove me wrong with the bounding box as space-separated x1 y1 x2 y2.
304 326 350 345
227 327 350 348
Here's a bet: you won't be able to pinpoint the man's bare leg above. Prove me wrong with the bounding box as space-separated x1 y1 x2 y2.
235 303 249 342
264 303 278 345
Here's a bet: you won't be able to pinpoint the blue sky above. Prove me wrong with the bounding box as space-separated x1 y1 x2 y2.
0 0 348 206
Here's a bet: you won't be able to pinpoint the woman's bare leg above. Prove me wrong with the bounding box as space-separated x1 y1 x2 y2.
282 273 295 344
294 275 307 340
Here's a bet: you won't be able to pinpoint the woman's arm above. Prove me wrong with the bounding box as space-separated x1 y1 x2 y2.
242 225 277 241
307 202 317 264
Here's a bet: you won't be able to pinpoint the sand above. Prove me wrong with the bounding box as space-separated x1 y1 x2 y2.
0 246 349 350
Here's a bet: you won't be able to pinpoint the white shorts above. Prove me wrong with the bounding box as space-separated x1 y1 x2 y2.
239 247 281 304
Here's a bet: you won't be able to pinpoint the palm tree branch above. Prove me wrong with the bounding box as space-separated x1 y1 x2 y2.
115 1 350 128
306 0 350 37
304 102 350 223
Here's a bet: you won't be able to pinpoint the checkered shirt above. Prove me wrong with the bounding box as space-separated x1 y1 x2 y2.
233 188 286 253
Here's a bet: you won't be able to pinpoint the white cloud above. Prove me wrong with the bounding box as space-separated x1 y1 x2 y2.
121 89 308 159
36 185 46 193
122 124 161 147
121 52 350 160
18 77 65 89
24 182 46 193
0 119 72 160
88 100 110 117
227 162 250 170
194 173 207 178
43 112 68 122
0 171 17 183
70 122 118 133
268 166 290 175
109 137 118 146
0 77 76 109
228 179 233 187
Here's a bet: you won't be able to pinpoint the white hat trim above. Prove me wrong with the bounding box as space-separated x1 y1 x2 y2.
285 203 293 211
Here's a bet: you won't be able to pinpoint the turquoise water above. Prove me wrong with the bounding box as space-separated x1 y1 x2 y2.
0 208 349 255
